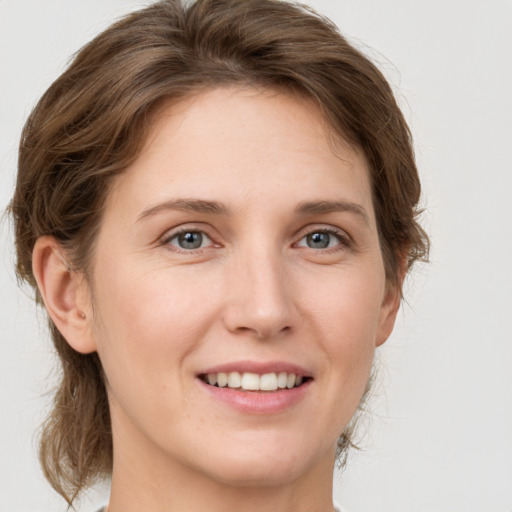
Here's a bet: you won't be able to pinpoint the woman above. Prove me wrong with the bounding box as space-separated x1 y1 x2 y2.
10 0 428 510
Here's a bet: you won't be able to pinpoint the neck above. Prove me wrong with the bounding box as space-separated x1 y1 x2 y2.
107 418 337 512
109 470 335 512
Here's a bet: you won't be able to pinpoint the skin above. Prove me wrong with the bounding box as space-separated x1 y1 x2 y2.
33 87 401 512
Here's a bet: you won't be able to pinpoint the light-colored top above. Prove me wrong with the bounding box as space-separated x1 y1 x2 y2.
97 506 344 511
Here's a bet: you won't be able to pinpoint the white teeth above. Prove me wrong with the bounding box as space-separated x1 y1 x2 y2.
260 373 278 391
217 372 228 387
228 371 241 388
286 373 296 389
277 371 288 389
204 371 306 391
241 372 260 390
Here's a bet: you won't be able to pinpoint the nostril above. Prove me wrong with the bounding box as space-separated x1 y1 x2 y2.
222 282 298 340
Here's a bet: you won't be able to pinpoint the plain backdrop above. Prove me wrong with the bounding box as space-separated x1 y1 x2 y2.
1 1 511 511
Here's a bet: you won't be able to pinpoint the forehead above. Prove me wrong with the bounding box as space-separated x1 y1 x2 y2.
106 86 374 222
147 86 365 168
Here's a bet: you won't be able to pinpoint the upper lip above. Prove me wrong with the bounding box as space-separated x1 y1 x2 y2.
198 360 312 378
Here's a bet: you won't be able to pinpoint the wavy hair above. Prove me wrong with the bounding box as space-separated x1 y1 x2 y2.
10 0 429 504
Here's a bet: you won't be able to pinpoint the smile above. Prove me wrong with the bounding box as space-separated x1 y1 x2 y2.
197 362 313 413
200 371 308 391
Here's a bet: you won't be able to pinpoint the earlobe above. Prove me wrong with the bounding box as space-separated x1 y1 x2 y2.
32 236 97 354
376 282 401 347
376 259 407 347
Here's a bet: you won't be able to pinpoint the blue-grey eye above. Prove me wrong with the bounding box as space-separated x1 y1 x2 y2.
307 232 330 248
170 231 208 250
297 230 343 249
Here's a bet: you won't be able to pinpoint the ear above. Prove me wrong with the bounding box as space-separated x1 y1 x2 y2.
32 236 97 354
375 258 407 347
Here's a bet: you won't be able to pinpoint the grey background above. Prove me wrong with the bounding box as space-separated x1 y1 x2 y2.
1 1 511 511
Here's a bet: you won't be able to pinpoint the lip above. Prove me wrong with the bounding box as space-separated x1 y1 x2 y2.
196 360 313 415
197 378 312 414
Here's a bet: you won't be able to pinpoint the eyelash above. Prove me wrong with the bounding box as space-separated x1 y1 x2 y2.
161 227 216 253
294 227 351 252
160 226 351 253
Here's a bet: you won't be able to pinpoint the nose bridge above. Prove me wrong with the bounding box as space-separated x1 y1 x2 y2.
223 239 296 339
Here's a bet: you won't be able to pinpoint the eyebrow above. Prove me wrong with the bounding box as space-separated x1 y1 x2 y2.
137 197 370 226
137 198 230 221
295 200 370 226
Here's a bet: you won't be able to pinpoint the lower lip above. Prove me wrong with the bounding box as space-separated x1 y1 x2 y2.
197 379 312 414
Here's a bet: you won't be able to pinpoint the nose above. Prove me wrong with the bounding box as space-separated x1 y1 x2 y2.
222 249 298 340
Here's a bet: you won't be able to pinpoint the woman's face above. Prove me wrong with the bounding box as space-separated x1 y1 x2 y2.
84 87 399 487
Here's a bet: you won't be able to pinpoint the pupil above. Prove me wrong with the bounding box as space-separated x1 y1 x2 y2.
308 232 329 249
179 232 202 249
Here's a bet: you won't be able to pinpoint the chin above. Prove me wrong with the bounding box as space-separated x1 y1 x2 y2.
203 457 305 488
193 433 331 488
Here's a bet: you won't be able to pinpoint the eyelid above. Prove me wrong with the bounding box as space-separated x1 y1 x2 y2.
294 225 352 249
160 224 219 252
157 222 352 253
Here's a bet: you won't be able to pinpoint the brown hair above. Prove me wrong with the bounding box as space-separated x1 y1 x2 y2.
10 0 429 505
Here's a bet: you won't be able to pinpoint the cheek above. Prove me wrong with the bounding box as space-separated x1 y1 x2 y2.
90 264 223 437
90 260 221 396
94 263 218 350
305 267 385 408
306 262 386 343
